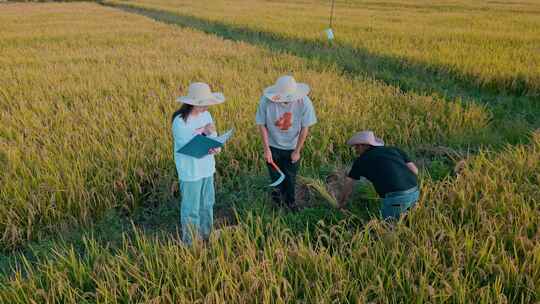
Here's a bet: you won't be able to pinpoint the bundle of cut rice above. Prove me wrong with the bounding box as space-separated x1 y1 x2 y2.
297 175 339 208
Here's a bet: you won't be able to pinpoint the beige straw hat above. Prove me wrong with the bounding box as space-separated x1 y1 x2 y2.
263 75 310 103
347 131 384 146
176 82 225 106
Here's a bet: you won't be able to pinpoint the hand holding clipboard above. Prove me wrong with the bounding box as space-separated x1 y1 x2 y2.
177 129 234 158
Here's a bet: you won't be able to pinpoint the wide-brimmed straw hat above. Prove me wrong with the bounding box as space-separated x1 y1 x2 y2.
263 75 310 103
347 131 384 146
176 82 225 106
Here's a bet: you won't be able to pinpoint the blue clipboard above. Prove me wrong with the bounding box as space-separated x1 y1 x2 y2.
177 129 233 159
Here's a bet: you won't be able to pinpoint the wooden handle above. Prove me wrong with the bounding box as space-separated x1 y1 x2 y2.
269 161 280 172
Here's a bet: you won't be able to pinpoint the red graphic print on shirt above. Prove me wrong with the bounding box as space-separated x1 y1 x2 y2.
275 112 293 131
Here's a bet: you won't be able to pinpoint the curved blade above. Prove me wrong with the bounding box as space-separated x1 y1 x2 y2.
268 162 286 187
269 172 285 187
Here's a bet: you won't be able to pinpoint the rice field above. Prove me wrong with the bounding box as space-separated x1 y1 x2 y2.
0 1 539 303
104 0 540 97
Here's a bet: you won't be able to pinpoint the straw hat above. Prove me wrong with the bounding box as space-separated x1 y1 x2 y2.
263 75 310 103
176 82 225 106
347 131 384 146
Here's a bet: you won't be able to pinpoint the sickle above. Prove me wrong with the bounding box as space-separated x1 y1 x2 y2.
268 161 286 187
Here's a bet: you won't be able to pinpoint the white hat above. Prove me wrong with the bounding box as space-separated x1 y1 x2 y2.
347 131 384 146
263 75 310 103
176 82 225 106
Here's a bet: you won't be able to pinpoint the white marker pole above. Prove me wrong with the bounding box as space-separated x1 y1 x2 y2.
326 0 336 41
325 28 335 41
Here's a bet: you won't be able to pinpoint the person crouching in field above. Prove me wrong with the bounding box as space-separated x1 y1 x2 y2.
338 131 420 220
256 75 317 211
172 82 224 245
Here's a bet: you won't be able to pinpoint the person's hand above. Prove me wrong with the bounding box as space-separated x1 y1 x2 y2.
208 147 221 155
264 148 273 164
291 150 301 163
203 123 216 135
193 127 205 135
194 123 216 136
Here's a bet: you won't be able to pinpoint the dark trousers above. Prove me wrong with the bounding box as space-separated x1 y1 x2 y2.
266 147 299 206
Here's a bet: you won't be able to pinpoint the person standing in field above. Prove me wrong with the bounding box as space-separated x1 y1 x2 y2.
172 82 225 245
256 75 317 211
338 131 420 220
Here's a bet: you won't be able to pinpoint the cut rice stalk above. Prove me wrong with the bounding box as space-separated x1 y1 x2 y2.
297 176 339 208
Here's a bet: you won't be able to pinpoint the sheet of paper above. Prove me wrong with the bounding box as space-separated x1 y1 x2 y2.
215 129 234 144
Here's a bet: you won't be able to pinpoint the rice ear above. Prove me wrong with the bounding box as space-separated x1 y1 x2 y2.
297 176 339 208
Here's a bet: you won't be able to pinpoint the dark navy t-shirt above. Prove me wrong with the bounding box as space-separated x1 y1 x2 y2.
348 146 417 196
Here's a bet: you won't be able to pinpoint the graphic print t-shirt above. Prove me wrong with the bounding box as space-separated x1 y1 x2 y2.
255 96 317 150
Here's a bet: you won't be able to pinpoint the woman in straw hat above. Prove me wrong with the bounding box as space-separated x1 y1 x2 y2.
172 82 225 245
338 131 420 220
255 75 317 211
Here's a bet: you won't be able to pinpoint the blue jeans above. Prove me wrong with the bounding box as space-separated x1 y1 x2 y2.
179 176 215 245
381 186 420 220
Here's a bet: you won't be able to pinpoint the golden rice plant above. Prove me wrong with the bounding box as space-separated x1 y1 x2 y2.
0 2 539 302
297 175 339 208
104 0 540 97
0 2 489 248
0 132 538 302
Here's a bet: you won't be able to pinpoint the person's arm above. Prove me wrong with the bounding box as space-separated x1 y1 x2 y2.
255 97 273 163
203 123 222 154
200 113 220 154
291 127 309 163
258 125 273 163
203 123 217 136
173 120 193 148
395 148 418 175
195 123 217 137
338 177 356 209
406 162 418 175
172 119 196 162
292 97 317 163
339 157 364 209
